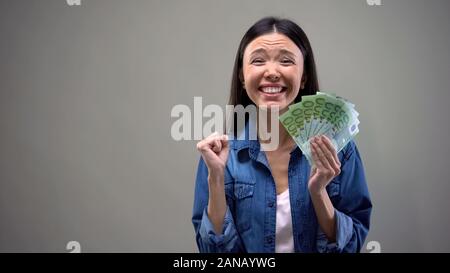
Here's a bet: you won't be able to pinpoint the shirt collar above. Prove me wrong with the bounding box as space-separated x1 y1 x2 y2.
230 116 260 160
230 116 302 161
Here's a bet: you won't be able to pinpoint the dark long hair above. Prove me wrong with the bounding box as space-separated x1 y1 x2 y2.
228 17 319 108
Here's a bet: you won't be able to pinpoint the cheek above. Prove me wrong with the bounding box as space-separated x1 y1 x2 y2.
244 68 264 88
286 68 303 88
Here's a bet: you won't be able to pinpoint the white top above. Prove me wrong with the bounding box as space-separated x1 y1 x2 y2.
275 189 295 253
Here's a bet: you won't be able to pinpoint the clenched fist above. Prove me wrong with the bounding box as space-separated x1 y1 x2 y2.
196 132 229 177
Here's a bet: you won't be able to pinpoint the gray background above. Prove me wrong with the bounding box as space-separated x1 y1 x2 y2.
1 0 449 252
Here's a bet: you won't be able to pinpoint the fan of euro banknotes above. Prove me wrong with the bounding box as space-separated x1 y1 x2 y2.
279 91 360 165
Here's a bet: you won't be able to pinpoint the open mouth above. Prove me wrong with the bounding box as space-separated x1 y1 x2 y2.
259 86 287 94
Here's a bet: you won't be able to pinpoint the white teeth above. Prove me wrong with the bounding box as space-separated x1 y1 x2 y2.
261 87 283 93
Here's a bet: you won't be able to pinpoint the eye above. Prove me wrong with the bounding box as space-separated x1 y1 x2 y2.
281 58 295 65
251 58 265 65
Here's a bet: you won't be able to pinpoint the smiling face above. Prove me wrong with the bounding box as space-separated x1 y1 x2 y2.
241 32 305 111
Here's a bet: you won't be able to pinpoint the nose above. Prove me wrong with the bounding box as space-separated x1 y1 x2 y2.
264 62 281 81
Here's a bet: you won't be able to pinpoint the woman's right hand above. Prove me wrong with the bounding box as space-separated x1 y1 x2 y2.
197 132 229 234
196 132 229 177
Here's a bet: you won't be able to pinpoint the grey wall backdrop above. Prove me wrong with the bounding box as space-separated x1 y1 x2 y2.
1 0 449 252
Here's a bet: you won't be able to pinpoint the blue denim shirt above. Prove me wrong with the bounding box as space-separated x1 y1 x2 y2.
192 126 372 253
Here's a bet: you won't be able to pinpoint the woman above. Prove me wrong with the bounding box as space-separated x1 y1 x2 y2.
192 17 372 253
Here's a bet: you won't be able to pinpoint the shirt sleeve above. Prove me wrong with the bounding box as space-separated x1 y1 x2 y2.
316 140 373 253
192 157 245 253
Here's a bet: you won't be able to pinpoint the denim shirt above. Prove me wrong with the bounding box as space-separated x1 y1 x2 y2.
192 126 372 253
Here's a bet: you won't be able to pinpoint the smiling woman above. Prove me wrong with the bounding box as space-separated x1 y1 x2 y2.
192 17 372 253
242 32 304 109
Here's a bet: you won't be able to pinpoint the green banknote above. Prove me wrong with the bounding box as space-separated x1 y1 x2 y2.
279 92 360 165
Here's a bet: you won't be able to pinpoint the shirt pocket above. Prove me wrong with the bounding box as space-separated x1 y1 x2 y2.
233 179 255 232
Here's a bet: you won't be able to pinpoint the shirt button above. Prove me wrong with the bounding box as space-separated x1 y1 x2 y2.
268 201 274 207
266 236 273 244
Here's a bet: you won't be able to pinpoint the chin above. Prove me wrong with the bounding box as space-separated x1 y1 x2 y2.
257 102 287 111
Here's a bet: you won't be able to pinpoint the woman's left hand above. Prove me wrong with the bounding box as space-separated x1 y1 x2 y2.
308 135 341 194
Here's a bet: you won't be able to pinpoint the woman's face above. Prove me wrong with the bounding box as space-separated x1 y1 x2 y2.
242 32 305 111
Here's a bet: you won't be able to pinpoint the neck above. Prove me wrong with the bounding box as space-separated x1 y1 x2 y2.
257 107 296 152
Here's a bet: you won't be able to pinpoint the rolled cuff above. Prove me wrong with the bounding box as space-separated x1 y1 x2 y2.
198 206 239 252
316 208 354 253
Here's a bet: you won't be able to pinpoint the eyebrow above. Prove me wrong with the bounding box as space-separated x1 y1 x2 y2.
249 48 297 58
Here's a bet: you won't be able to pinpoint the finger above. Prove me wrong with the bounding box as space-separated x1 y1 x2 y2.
197 133 219 152
320 135 340 166
220 134 229 148
318 136 341 177
201 147 219 162
196 139 208 152
318 136 341 175
316 136 338 167
311 138 333 171
197 137 215 152
198 133 228 154
310 139 325 169
214 134 229 151
212 139 222 153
